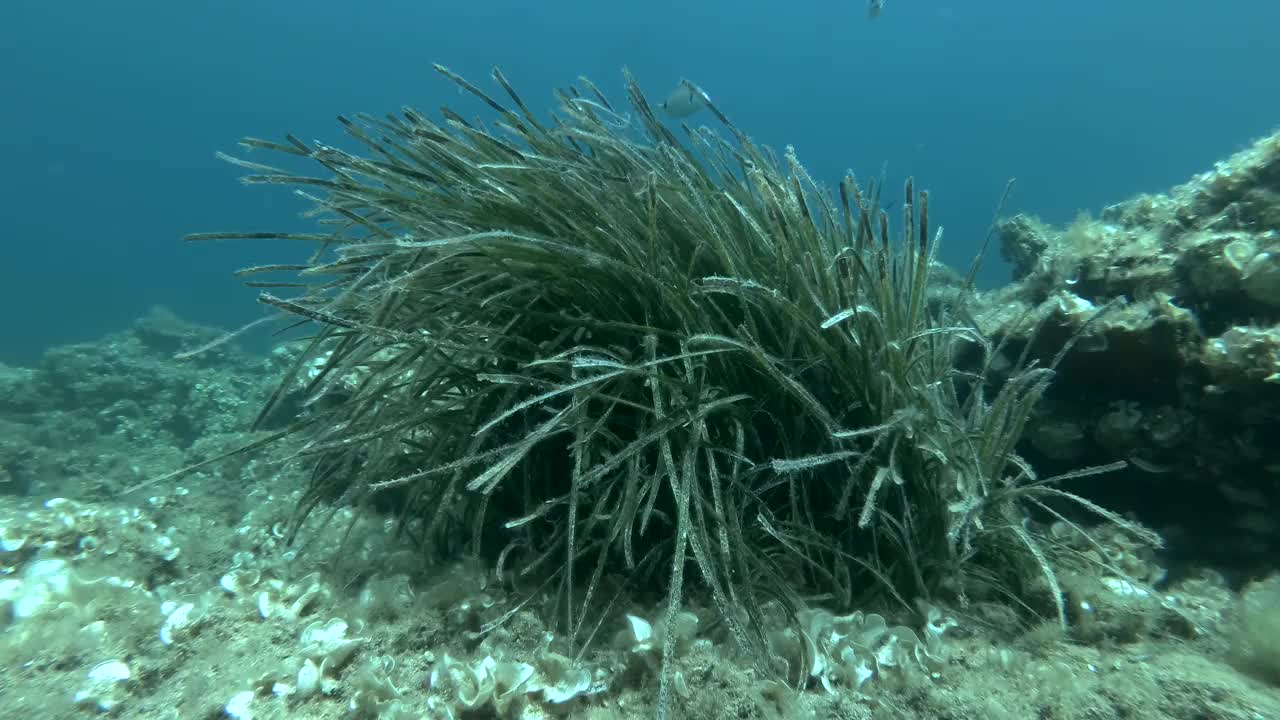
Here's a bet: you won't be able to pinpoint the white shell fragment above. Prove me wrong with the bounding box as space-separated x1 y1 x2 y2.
0 523 26 552
776 608 956 694
219 568 261 595
159 601 198 646
538 651 592 704
224 690 255 720
88 660 131 682
296 657 321 697
74 660 133 712
299 617 365 666
255 573 331 622
624 614 653 652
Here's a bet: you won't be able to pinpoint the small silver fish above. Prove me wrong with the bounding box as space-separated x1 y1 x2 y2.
868 0 885 18
659 79 710 118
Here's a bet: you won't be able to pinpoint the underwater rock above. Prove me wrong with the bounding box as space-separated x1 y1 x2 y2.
0 307 282 500
982 128 1280 577
998 214 1051 281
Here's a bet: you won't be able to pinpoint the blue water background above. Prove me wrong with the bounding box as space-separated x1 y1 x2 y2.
2 0 1276 361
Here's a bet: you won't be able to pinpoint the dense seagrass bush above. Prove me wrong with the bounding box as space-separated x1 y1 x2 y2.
187 65 1158 704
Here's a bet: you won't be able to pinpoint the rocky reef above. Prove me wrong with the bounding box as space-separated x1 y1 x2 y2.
0 306 287 504
987 128 1280 580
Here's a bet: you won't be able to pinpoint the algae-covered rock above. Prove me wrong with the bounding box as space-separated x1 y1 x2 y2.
1226 575 1280 686
982 128 1280 577
0 306 282 500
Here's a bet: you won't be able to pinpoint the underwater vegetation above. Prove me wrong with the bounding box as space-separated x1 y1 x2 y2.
189 65 1158 714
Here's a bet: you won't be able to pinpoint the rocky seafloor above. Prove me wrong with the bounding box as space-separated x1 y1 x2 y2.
4 131 1280 719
